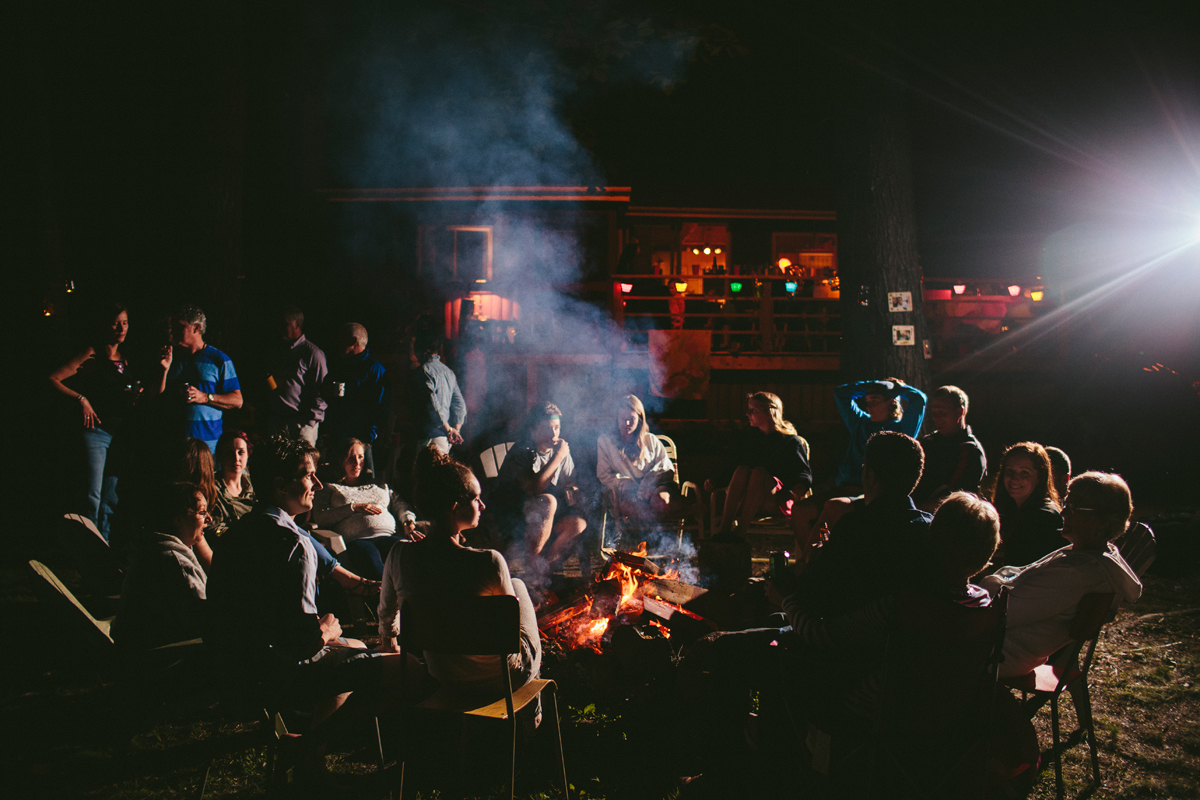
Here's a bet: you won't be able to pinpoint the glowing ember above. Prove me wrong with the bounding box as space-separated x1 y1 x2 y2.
648 618 671 638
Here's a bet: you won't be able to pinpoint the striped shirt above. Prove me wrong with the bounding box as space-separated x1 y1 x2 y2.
167 345 240 444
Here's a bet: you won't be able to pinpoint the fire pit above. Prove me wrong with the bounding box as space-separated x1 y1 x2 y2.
538 542 712 655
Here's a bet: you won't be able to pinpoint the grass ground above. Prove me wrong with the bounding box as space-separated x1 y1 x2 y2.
3 552 1198 799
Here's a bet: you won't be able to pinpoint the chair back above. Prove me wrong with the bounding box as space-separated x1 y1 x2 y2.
400 595 520 656
1069 592 1116 642
480 442 515 480
63 513 107 545
654 434 681 485
28 559 114 649
1114 523 1156 579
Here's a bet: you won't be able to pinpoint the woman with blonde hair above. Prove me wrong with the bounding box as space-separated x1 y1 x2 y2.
596 394 682 521
706 392 812 539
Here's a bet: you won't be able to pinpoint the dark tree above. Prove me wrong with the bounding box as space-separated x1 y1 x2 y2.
836 77 932 391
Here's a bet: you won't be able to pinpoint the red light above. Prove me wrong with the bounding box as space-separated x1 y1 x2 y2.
952 284 966 295
1008 285 1021 297
619 283 633 294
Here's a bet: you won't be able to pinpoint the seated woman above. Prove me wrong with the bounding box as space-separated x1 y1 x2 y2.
989 442 1063 568
705 392 812 540
174 438 218 569
596 394 682 521
494 402 587 574
377 446 540 692
981 471 1142 678
112 482 209 649
211 430 255 535
312 438 421 581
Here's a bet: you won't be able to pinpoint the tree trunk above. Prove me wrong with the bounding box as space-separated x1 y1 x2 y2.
837 79 931 391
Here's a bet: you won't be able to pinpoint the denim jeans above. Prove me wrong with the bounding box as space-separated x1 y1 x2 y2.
81 427 119 542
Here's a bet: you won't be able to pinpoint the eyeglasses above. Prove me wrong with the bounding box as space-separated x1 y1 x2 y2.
1063 503 1103 515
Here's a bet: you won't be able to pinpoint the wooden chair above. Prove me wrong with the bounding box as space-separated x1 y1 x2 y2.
600 433 703 550
396 595 568 800
1005 591 1116 800
1114 522 1156 579
480 441 516 480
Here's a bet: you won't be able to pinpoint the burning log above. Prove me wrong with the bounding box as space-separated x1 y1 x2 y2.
604 547 661 576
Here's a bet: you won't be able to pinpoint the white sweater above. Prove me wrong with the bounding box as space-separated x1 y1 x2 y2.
596 433 674 493
982 543 1142 677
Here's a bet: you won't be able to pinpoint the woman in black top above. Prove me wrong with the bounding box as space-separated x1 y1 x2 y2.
49 302 142 541
989 441 1063 568
706 392 812 539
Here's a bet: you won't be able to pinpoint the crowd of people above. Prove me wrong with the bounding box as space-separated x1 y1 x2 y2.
48 299 1147 792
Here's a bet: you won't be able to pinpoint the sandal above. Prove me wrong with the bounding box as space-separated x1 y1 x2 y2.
348 577 381 598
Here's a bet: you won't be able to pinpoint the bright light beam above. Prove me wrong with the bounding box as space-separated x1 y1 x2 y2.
939 236 1200 376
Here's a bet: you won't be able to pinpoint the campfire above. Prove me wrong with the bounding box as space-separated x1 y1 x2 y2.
538 542 709 653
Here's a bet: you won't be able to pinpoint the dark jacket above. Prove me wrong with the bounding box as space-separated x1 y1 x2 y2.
721 428 813 495
325 349 388 445
913 425 987 504
997 498 1064 569
789 493 934 617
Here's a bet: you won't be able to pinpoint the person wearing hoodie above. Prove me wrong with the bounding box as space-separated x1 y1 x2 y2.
112 482 209 649
981 471 1142 678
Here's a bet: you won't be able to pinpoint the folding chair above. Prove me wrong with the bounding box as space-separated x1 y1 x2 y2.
396 595 568 800
1114 523 1156 579
600 433 703 550
59 512 124 596
28 559 116 651
1005 591 1115 800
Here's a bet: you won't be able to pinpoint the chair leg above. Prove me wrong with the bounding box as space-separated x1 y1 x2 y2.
548 687 569 799
374 716 385 770
510 714 519 800
1050 695 1064 800
1071 681 1102 788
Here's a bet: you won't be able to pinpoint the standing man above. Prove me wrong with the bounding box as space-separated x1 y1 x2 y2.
159 305 242 453
324 323 388 478
912 385 987 511
411 314 466 455
267 306 327 447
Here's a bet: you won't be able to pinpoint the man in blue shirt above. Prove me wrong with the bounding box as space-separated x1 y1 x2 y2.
159 305 242 453
833 378 927 490
411 316 466 455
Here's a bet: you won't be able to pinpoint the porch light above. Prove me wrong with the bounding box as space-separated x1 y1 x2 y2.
730 281 743 293
953 284 967 295
777 257 792 269
674 281 689 293
703 247 712 255
714 247 722 254
1008 285 1021 296
1031 290 1044 302
692 247 701 255
619 283 633 294
784 281 798 293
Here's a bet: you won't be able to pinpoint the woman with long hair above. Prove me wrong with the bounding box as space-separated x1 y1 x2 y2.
311 438 420 580
988 442 1063 568
174 438 218 569
376 446 540 691
706 392 812 539
211 431 255 534
49 302 142 541
596 394 682 520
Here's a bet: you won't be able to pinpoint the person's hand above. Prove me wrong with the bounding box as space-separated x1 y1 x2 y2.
553 438 570 459
885 376 905 386
159 345 173 372
447 427 465 446
406 526 426 541
319 613 342 645
797 524 830 565
80 397 101 429
375 639 401 654
353 503 384 515
184 385 208 404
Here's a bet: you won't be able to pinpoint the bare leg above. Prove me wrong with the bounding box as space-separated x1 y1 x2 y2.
716 465 751 536
543 515 587 565
736 467 777 530
524 494 557 558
